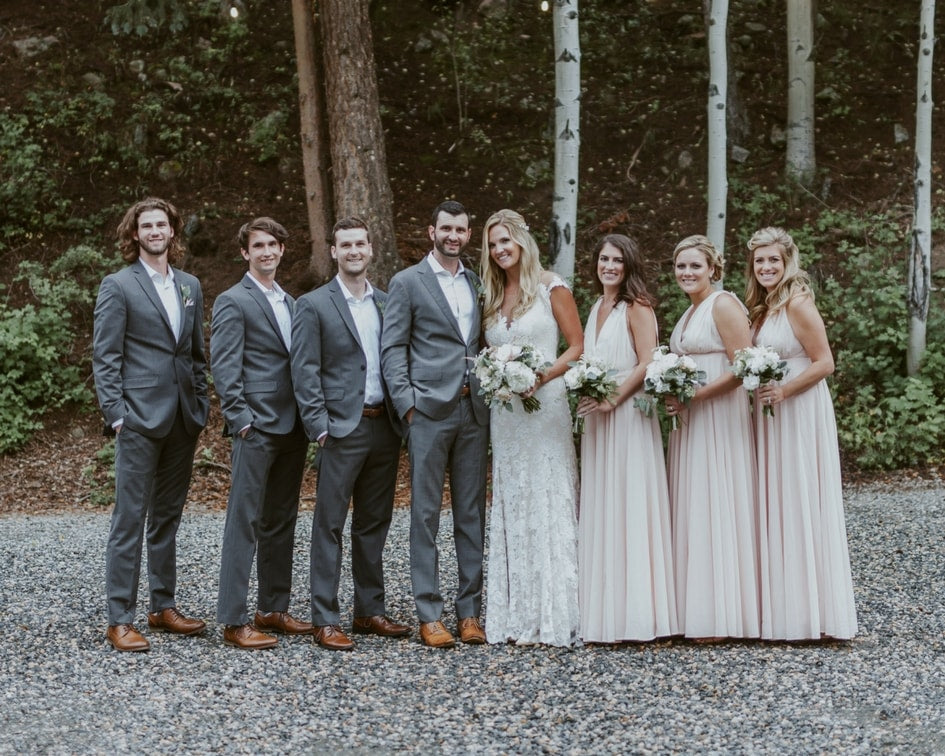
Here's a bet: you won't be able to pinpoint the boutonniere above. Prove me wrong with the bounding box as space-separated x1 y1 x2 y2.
473 278 485 308
180 284 194 308
376 299 386 317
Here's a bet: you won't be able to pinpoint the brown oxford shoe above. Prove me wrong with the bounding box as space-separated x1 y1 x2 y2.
223 623 278 650
458 616 486 645
419 620 455 648
147 607 206 636
352 615 411 638
254 611 314 635
313 625 355 651
106 623 150 652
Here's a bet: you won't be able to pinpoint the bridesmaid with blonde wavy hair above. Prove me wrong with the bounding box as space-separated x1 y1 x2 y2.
746 226 857 641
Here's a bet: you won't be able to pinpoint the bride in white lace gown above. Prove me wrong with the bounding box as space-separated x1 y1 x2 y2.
480 209 583 646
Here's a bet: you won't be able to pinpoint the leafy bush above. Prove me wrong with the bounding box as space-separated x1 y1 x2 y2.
0 245 120 453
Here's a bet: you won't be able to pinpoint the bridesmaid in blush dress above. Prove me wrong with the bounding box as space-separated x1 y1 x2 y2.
746 227 857 641
577 234 677 643
666 235 760 641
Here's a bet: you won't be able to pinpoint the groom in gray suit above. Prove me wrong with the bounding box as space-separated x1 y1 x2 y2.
211 217 311 649
291 217 408 651
93 197 210 652
381 200 489 648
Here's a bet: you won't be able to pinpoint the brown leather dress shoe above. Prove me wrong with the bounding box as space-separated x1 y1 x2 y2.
458 617 486 645
106 623 150 652
313 625 355 651
147 607 206 636
254 611 314 635
352 615 411 638
419 620 455 648
223 623 278 650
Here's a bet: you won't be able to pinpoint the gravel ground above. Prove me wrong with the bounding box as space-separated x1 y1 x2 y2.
1 481 944 754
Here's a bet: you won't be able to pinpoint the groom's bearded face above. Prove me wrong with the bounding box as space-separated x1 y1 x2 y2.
430 213 471 259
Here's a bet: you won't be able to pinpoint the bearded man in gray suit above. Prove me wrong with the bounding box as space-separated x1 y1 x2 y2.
291 217 408 651
381 200 489 648
211 217 311 650
93 197 210 652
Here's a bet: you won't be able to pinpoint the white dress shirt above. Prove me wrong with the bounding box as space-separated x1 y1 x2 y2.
427 252 475 341
140 258 181 342
247 274 293 350
337 277 385 407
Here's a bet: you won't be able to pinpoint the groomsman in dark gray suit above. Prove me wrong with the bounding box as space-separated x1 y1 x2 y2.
291 217 408 651
211 217 311 649
93 197 210 652
381 200 489 648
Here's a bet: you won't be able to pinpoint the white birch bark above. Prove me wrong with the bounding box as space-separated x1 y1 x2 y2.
907 0 936 375
550 0 580 279
705 0 728 257
786 0 816 187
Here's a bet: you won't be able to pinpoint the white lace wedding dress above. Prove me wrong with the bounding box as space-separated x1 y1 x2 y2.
484 276 580 646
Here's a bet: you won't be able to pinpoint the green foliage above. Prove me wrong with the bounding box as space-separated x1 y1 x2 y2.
0 246 120 453
82 440 116 507
801 209 945 469
247 110 290 163
105 0 189 36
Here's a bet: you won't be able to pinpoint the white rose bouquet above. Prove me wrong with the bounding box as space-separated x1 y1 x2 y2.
563 354 619 433
472 342 549 413
633 345 707 430
730 345 788 417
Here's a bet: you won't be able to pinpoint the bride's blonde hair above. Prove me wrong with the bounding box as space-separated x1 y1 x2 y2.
480 209 543 326
744 226 812 323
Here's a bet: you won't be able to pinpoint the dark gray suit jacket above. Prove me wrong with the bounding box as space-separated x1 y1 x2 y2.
210 273 299 436
291 279 397 442
380 257 488 425
92 261 209 438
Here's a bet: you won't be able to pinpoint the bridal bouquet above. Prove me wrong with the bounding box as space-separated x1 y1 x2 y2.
472 343 549 413
633 345 707 430
563 354 619 433
730 345 788 417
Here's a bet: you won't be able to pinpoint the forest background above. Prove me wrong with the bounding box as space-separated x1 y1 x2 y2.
0 0 943 513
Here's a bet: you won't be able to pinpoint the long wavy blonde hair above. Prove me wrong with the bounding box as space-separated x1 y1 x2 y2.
744 226 812 323
480 209 543 326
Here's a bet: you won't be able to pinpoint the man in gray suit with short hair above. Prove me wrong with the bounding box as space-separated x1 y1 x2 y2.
93 197 210 652
291 217 408 651
211 217 311 649
381 200 490 648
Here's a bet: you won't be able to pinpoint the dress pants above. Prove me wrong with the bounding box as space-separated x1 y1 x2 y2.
216 426 308 626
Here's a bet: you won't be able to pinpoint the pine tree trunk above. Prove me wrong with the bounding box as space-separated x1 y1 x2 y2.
291 0 333 284
550 0 580 280
319 0 400 285
907 0 936 375
786 0 816 187
705 0 728 257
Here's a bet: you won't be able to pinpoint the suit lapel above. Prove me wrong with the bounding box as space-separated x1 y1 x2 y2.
328 281 365 352
418 258 465 341
132 263 177 343
243 274 289 353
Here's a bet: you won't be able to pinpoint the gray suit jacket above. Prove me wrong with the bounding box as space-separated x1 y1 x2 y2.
380 257 488 425
291 279 398 442
92 262 209 438
210 273 299 436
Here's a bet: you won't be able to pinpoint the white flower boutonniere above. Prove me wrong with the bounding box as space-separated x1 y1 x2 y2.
180 284 195 308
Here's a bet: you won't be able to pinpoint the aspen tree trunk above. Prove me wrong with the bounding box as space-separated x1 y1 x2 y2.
907 0 936 375
291 0 333 283
705 0 728 257
319 0 400 285
786 0 816 187
550 0 580 280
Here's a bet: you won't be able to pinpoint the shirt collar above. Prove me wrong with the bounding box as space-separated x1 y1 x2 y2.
139 257 174 283
247 273 286 301
427 251 465 277
336 276 374 303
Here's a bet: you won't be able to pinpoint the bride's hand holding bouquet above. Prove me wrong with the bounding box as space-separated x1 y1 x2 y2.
472 342 550 414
